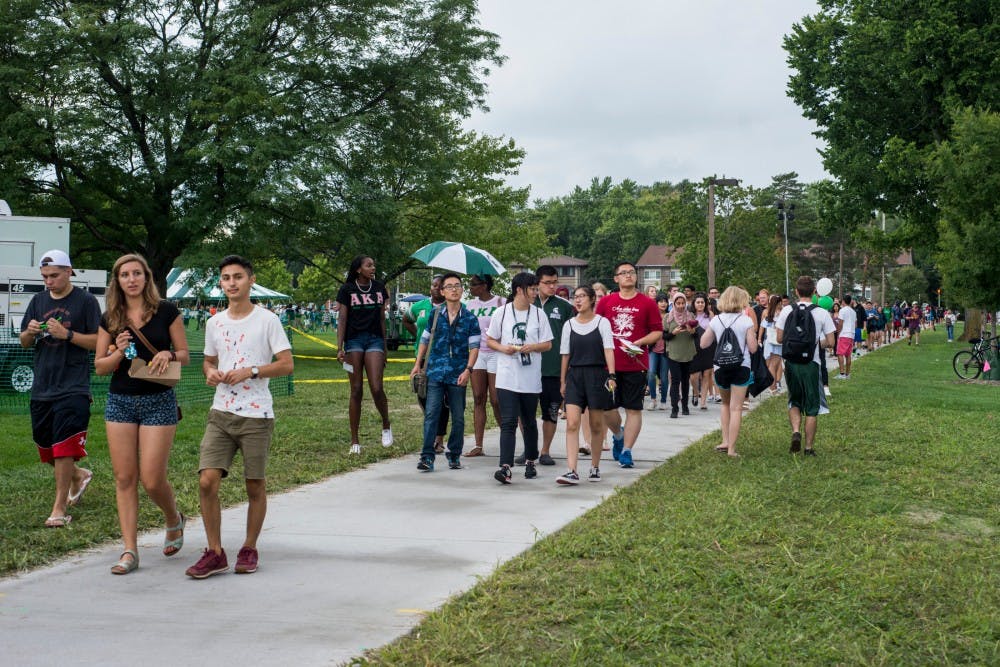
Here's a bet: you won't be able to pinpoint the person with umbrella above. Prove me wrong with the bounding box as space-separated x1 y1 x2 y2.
336 255 393 454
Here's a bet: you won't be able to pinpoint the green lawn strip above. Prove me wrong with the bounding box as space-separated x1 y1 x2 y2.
0 329 427 575
364 330 1000 665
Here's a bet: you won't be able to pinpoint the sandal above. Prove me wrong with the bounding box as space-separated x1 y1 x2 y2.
67 469 93 507
464 446 485 457
714 445 729 453
111 549 139 575
44 515 72 528
163 511 186 557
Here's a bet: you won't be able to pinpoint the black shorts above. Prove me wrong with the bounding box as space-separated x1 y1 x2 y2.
564 366 614 411
30 395 91 463
539 376 562 423
713 366 752 390
614 371 646 411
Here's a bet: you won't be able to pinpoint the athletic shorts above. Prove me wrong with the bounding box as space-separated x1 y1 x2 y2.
538 376 562 423
836 336 854 356
30 395 91 463
853 328 862 343
613 371 647 411
563 366 614 411
105 390 178 427
784 362 821 416
766 343 783 358
343 331 385 354
713 366 752 390
199 409 275 479
473 349 498 373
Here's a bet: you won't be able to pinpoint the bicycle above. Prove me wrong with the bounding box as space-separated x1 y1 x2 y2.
952 334 999 380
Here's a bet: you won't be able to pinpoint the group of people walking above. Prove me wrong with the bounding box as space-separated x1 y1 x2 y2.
21 251 292 579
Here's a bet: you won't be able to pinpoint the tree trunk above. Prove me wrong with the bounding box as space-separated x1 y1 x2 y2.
959 308 982 341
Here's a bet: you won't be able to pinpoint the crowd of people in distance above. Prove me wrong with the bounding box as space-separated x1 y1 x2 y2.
19 245 931 580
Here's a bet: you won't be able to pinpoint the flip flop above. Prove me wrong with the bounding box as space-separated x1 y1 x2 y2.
45 515 72 528
68 469 94 507
714 445 729 453
464 446 485 457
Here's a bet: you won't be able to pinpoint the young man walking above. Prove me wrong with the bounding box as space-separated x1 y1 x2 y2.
19 250 101 527
595 261 663 468
186 256 293 578
533 265 575 465
835 294 857 379
776 276 836 456
410 273 480 472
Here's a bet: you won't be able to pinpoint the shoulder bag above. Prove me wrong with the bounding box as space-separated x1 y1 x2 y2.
127 327 182 387
410 307 441 400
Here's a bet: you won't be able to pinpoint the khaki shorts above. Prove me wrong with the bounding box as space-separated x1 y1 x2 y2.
199 409 275 479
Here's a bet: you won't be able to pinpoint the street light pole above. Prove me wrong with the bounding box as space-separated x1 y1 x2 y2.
775 200 795 296
707 177 738 289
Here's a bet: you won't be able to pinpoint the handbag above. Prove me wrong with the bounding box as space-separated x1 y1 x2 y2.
411 307 441 400
127 327 181 387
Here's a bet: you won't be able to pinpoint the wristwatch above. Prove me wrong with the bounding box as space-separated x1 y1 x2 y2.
251 366 260 379
65 329 74 343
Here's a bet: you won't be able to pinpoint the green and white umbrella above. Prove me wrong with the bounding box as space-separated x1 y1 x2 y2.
410 241 506 276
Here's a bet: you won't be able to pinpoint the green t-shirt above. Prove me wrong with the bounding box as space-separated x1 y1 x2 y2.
410 298 436 343
535 295 576 377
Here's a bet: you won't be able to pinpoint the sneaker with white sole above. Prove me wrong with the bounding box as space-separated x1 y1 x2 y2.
588 467 601 482
646 398 657 411
823 386 831 397
381 428 394 447
556 470 580 485
349 443 361 455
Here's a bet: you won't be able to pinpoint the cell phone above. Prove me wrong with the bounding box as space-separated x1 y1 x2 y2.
343 362 354 373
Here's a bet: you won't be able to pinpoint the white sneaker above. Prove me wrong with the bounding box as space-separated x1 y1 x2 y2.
646 398 657 411
835 373 847 380
381 428 394 447
349 443 361 455
823 386 831 397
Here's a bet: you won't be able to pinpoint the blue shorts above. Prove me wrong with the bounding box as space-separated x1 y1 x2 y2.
714 366 753 390
343 332 385 354
105 390 179 426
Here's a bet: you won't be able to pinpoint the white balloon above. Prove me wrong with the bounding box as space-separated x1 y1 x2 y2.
816 277 833 296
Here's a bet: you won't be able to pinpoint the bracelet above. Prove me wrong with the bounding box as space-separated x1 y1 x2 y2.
169 350 177 361
608 373 617 379
466 366 474 372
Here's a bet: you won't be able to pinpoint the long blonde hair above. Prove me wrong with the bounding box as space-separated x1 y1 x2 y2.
105 254 161 334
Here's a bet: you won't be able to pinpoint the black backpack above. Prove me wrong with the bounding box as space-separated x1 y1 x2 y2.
782 303 818 364
713 316 744 369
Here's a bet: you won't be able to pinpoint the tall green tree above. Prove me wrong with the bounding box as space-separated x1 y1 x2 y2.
0 0 519 290
784 0 997 243
931 108 1000 314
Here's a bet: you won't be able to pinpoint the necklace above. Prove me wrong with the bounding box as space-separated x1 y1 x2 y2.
355 279 372 294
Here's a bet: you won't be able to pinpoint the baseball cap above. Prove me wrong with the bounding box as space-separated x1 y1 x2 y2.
39 249 76 275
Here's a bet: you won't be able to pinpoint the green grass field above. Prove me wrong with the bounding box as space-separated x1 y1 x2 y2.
361 328 1000 665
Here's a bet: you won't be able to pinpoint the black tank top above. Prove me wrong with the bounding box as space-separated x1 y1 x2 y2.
568 317 607 367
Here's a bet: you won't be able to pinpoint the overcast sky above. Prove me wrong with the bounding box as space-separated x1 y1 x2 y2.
465 0 827 202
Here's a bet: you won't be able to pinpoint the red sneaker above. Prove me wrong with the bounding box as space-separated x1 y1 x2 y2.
185 548 228 579
234 546 258 574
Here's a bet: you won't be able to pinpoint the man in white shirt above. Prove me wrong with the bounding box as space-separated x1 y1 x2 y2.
835 294 857 379
776 276 836 456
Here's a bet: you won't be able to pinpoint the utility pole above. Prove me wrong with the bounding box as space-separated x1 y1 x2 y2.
707 177 738 289
775 200 795 297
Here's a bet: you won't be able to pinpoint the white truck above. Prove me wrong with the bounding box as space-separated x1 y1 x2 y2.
0 203 107 392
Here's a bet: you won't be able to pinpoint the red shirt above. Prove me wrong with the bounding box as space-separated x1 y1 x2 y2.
595 291 662 372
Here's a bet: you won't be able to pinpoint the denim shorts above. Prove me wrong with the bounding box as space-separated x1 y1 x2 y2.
105 390 179 426
343 331 385 354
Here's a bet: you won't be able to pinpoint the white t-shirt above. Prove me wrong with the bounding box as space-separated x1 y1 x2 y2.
486 303 553 394
708 312 754 369
466 294 506 351
837 304 857 338
775 303 837 365
205 306 292 418
560 315 615 354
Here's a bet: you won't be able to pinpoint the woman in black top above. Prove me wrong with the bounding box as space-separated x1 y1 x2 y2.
336 255 392 454
557 286 616 485
95 254 190 575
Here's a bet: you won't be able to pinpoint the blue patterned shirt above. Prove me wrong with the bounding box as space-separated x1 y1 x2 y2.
421 304 481 384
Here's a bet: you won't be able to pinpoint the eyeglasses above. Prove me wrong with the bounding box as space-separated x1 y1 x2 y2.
572 294 589 300
615 270 637 277
441 284 463 291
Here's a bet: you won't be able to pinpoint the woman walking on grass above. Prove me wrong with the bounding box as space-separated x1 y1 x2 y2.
557 286 616 485
699 286 757 458
94 254 189 575
336 255 392 454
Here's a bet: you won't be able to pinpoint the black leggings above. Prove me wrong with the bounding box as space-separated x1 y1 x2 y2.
497 388 538 467
667 358 691 408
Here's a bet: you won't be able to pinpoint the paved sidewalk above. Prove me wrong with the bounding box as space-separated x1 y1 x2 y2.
4 335 898 667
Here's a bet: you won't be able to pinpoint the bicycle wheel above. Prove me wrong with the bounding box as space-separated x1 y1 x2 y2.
953 350 983 380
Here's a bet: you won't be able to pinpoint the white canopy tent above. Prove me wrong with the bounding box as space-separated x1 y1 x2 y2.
165 268 291 302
